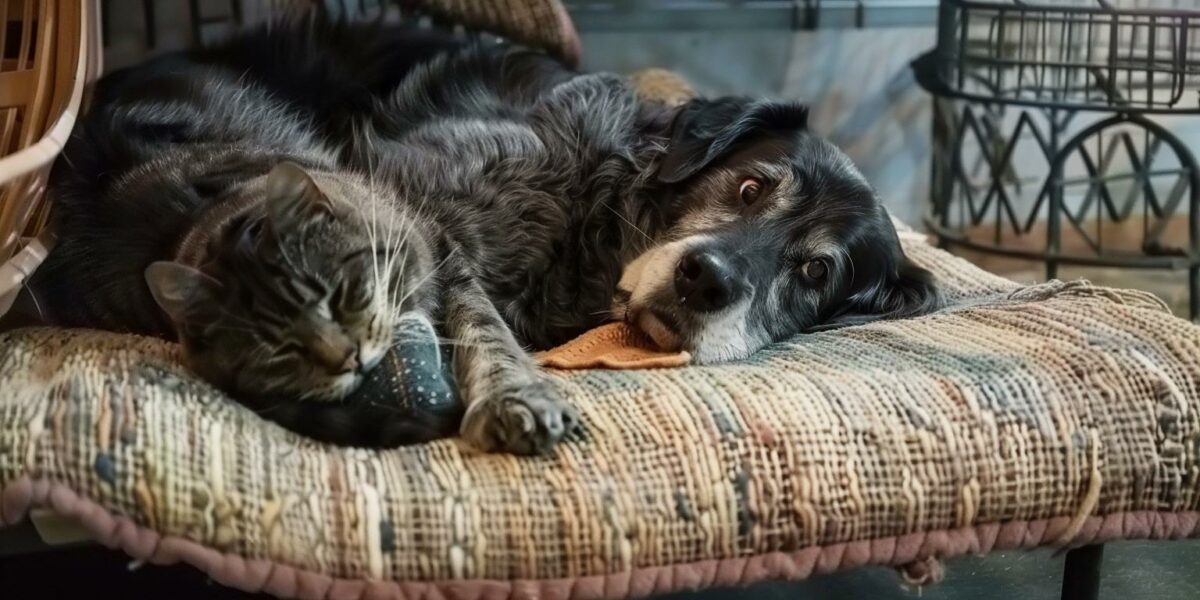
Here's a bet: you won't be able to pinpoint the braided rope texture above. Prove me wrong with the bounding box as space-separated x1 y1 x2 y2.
2 229 1200 596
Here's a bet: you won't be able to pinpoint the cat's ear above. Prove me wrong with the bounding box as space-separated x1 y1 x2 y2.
145 261 222 324
263 161 332 227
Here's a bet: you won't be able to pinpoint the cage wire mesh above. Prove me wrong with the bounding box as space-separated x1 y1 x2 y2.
933 0 1200 111
917 0 1200 319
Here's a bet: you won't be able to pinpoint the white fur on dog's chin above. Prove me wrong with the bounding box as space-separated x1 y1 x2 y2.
635 311 682 350
615 235 763 363
686 302 758 363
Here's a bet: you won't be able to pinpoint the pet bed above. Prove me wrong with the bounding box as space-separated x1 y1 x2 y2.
3 225 1200 599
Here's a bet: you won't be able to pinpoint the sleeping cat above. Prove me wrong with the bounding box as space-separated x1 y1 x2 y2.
24 23 457 447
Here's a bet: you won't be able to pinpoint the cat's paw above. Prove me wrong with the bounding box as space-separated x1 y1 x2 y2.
460 379 578 455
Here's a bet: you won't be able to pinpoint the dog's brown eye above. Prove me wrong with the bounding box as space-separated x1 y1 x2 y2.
802 259 827 281
738 178 762 205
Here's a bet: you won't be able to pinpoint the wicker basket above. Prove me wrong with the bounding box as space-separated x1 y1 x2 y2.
0 0 101 317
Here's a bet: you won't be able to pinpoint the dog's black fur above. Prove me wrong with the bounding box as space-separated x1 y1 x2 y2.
21 21 940 452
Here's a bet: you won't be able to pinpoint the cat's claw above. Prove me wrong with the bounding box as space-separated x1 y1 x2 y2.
461 380 578 455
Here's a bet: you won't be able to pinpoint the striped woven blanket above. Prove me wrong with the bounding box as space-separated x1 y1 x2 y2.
2 227 1198 599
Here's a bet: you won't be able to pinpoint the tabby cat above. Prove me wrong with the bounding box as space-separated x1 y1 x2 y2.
23 23 458 447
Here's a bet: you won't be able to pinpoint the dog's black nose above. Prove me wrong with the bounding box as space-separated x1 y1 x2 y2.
675 251 741 312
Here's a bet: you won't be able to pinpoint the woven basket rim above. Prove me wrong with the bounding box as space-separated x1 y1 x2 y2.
0 0 99 308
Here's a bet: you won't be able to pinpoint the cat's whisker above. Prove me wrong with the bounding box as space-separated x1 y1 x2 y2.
359 122 386 297
259 352 292 367
372 175 439 314
364 167 411 315
204 324 260 335
365 401 420 415
381 210 405 311
25 287 46 320
395 246 455 308
434 340 509 352
252 402 290 415
242 343 276 367
389 335 505 352
391 219 410 309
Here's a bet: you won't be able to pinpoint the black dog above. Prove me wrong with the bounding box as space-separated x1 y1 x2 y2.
344 30 942 452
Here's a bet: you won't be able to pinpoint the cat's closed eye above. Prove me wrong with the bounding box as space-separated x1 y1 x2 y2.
245 217 265 241
340 283 373 316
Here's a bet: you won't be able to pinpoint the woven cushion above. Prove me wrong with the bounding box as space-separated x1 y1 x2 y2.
2 227 1199 599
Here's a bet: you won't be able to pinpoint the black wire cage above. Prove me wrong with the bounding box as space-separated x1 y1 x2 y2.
913 0 1200 320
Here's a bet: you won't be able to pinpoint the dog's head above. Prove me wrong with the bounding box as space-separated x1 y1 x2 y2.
616 97 941 362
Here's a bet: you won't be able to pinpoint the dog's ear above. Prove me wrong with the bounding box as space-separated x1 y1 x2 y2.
820 259 942 330
809 212 943 331
657 98 809 184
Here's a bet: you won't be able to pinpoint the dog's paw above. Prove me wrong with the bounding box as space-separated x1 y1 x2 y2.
460 380 579 455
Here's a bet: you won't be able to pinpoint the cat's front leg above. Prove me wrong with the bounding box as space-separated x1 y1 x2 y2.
439 271 578 455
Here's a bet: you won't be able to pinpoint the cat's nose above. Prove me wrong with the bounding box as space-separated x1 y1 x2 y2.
311 334 360 375
338 350 360 375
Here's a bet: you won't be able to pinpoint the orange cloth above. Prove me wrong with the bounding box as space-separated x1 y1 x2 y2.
536 322 691 369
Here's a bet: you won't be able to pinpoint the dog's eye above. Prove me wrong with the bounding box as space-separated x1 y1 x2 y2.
801 259 827 281
738 178 763 205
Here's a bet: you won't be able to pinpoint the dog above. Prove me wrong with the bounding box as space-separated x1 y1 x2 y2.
337 34 943 453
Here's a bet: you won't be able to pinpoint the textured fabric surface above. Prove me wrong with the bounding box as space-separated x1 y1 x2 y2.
3 229 1200 598
3 479 1198 599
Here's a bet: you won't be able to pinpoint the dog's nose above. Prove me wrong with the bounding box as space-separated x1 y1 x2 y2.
674 251 741 312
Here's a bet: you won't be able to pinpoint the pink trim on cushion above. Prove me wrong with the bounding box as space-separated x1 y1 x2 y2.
4 475 1199 600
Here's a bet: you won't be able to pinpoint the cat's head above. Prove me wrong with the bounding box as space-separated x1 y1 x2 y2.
145 162 427 402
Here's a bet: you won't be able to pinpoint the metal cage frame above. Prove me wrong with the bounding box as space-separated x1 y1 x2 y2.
915 0 1200 321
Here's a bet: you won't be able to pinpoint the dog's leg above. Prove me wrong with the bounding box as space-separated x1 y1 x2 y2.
441 272 577 455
